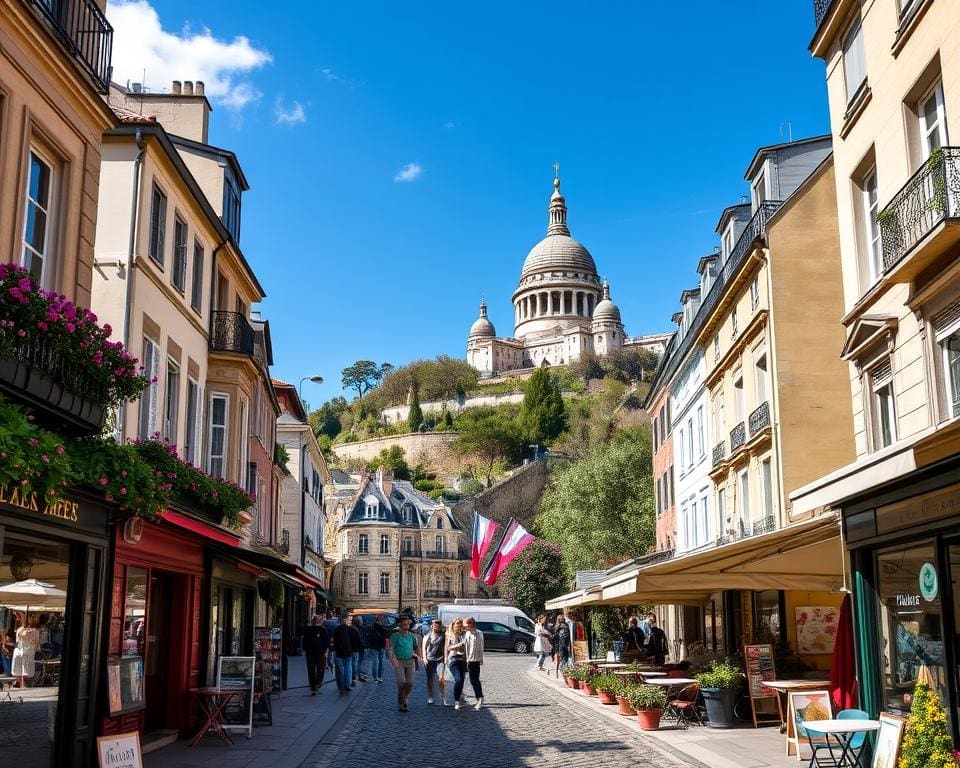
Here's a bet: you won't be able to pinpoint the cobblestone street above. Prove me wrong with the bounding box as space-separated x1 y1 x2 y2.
305 653 687 768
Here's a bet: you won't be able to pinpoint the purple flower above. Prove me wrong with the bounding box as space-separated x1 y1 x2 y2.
55 446 65 455
99 476 108 486
29 438 39 447
17 277 31 292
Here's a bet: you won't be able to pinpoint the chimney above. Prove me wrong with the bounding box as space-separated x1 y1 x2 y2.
171 80 181 95
195 80 205 96
183 80 194 96
376 468 383 493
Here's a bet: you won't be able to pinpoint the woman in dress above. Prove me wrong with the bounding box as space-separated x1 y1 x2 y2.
12 612 39 689
444 618 468 710
533 614 552 672
421 620 447 705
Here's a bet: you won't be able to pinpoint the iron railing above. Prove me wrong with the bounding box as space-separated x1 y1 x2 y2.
749 401 771 436
425 551 458 560
752 514 777 536
712 440 726 467
423 590 454 598
401 545 422 557
878 148 960 272
28 0 113 93
813 0 834 28
210 311 255 355
730 422 747 453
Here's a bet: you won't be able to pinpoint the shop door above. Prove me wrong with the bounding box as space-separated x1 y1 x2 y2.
144 571 175 732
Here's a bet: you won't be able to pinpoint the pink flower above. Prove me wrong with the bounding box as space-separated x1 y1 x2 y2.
56 446 65 455
17 277 31 292
40 455 49 463
29 438 39 447
99 476 108 486
119 487 127 496
17 329 25 337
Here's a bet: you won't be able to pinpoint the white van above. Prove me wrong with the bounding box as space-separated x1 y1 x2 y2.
437 603 537 653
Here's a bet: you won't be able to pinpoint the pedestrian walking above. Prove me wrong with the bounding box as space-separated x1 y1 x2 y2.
463 617 484 710
368 613 389 683
388 616 420 712
444 618 468 710
332 617 354 695
421 619 447 705
533 614 552 671
646 612 669 666
349 615 368 684
323 612 340 673
300 613 330 695
552 616 571 677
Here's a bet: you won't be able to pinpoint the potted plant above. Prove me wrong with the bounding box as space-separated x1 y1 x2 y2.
593 674 619 705
563 665 582 689
615 681 636 716
626 684 667 730
580 671 598 696
695 659 742 729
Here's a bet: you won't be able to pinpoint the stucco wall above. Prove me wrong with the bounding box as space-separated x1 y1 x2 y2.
333 432 464 475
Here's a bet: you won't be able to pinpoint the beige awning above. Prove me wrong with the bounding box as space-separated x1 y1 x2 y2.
546 514 844 609
545 586 602 611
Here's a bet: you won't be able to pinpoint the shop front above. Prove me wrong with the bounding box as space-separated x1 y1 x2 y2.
206 557 257 684
843 463 960 741
0 483 112 768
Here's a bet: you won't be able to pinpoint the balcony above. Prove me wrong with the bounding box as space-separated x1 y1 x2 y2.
423 590 454 599
425 551 458 560
752 514 777 536
813 0 834 28
730 422 746 453
27 0 113 93
878 148 960 280
712 441 726 467
210 311 255 355
749 401 771 437
401 546 422 558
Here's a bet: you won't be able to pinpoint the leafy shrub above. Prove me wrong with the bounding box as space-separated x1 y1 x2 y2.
899 682 959 768
592 673 620 694
626 684 667 711
695 659 743 690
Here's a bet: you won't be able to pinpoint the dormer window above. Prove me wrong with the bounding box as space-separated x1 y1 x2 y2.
723 227 734 260
752 172 767 207
436 517 444 530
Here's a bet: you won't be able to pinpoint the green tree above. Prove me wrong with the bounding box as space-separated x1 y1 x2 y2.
568 350 605 381
309 396 348 439
537 426 655 572
374 355 480 407
407 385 424 432
604 348 660 383
517 369 567 447
341 360 392 404
453 406 523 487
500 540 568 616
367 445 411 480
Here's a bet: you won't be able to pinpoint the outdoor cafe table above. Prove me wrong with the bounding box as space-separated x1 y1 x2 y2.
800 719 880 767
596 663 630 670
189 687 247 747
647 677 697 692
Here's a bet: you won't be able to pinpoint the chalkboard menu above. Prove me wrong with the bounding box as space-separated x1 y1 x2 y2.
217 656 255 738
254 627 282 694
744 643 776 697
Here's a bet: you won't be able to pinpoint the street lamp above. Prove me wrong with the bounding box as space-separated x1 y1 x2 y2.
298 375 324 404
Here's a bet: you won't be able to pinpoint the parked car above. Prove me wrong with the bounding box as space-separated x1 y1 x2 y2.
437 603 536 634
351 610 400 633
474 620 535 653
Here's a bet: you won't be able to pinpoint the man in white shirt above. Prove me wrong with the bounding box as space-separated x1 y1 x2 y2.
463 618 485 710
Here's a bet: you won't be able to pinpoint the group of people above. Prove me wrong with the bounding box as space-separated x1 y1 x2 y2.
531 610 670 673
299 611 486 712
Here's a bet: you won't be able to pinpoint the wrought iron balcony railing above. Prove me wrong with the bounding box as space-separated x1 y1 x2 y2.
401 546 423 557
878 148 960 273
813 0 835 28
28 0 113 93
752 514 777 536
749 401 771 436
425 551 458 560
210 311 255 355
712 440 726 467
730 422 747 453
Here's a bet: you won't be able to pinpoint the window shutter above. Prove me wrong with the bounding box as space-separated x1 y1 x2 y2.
194 384 204 463
934 299 960 339
870 359 893 389
148 341 159 435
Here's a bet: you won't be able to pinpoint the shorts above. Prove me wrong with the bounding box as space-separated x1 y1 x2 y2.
425 659 445 679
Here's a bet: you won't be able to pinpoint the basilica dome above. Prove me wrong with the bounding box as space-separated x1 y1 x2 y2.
469 300 496 338
592 281 622 324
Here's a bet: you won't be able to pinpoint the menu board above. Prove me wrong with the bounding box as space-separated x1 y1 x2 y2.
106 657 145 715
572 640 589 663
217 656 256 737
97 732 143 768
743 643 780 727
254 627 282 694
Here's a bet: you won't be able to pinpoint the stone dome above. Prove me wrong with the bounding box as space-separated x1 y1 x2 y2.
469 300 496 338
519 176 599 281
592 281 622 324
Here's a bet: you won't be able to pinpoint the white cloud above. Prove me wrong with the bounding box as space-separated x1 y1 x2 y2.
443 121 457 129
107 0 272 111
319 67 360 88
275 98 306 126
394 163 423 183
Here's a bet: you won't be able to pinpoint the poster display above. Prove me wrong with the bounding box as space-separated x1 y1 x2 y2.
106 657 145 715
871 713 906 768
254 627 282 694
96 732 143 768
743 643 780 727
786 689 832 756
217 656 256 739
572 640 589 663
795 606 840 655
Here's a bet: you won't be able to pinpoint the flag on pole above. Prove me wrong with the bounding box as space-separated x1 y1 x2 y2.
482 518 534 586
470 513 499 580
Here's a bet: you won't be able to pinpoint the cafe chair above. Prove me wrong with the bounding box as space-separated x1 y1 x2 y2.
664 683 704 728
836 708 871 761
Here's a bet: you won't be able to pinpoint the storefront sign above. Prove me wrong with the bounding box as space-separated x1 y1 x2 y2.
0 482 79 522
895 594 921 608
876 483 960 535
96 732 143 768
919 562 939 602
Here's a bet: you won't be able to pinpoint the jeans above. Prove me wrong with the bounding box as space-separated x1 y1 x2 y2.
536 652 548 669
306 653 327 691
370 648 385 679
425 660 445 699
352 650 365 681
449 656 467 701
334 655 353 691
467 661 483 699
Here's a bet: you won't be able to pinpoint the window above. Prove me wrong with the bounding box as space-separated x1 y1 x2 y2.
172 215 187 292
761 459 773 522
358 534 369 554
717 490 725 536
731 307 738 338
403 537 413 555
935 307 960 418
734 372 745 423
897 0 921 20
690 500 697 550
405 568 415 594
184 379 202 465
868 360 897 449
842 18 867 105
436 517 443 529
207 393 228 478
357 572 368 595
677 430 685 475
246 462 257 506
163 358 180 443
148 185 167 266
686 417 694 466
237 400 248 485
365 501 377 518
754 349 768 406
918 82 947 159
380 534 389 554
379 572 390 594
738 470 750 534
22 150 55 287
750 278 760 311
752 173 767 207
138 337 159 439
860 169 882 281
696 405 705 458
191 240 204 311
223 174 242 242
435 535 444 553
699 494 709 545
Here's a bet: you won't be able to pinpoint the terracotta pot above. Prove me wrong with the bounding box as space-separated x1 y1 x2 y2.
616 695 635 716
580 681 596 696
636 708 663 731
564 676 577 689
598 690 618 705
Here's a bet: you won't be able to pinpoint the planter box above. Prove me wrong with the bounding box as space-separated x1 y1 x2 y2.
0 358 105 436
564 676 577 689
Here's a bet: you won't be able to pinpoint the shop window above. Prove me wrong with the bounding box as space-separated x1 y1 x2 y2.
754 590 782 644
876 542 944 716
122 568 147 658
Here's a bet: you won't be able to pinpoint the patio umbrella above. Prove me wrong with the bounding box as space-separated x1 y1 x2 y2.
0 579 66 616
830 593 857 711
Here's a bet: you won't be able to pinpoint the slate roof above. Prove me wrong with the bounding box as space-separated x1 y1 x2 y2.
342 479 462 531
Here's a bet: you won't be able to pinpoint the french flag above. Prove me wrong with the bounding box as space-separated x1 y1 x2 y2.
470 513 499 580
482 518 534 586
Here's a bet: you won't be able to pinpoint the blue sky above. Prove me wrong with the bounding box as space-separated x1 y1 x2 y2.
109 0 831 408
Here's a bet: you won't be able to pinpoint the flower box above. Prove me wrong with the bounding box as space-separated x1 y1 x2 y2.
0 357 104 435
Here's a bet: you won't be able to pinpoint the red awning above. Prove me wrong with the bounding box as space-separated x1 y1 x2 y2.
159 510 241 547
293 568 322 589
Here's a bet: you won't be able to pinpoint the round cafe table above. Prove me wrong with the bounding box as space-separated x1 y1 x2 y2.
596 662 629 670
800 719 880 767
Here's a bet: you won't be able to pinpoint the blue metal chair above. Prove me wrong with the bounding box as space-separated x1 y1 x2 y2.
836 708 871 764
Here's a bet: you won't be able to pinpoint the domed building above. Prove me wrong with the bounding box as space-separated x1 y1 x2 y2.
467 173 665 376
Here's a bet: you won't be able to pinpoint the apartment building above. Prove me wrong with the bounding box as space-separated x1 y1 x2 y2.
792 0 960 731
649 373 676 553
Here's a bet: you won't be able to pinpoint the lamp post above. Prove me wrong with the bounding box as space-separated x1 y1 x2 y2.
298 375 324 405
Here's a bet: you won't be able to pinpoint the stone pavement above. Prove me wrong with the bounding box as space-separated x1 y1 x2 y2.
305 653 688 768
